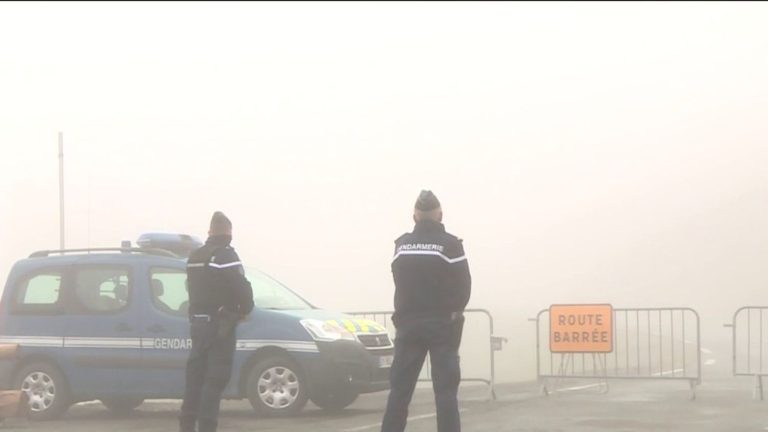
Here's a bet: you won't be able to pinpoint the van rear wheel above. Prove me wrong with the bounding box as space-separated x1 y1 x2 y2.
16 362 71 420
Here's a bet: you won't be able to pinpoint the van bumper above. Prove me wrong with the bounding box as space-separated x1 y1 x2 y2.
300 340 392 396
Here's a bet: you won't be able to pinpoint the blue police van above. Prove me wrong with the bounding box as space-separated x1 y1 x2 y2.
0 234 393 420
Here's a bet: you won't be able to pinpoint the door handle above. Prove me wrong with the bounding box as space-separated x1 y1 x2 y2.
146 324 166 334
115 322 134 332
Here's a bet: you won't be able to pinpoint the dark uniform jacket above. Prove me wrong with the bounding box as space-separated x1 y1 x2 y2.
186 235 255 317
391 219 472 326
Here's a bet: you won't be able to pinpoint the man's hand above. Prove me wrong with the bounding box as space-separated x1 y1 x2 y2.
216 307 242 338
218 306 245 320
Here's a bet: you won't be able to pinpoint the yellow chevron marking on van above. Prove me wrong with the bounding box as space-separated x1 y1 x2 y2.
358 319 387 333
327 319 388 334
342 319 357 333
357 320 370 333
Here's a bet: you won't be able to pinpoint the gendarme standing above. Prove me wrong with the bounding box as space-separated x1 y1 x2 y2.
381 190 472 432
179 212 254 432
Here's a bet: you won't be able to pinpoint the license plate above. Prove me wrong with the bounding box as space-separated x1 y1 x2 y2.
378 355 394 368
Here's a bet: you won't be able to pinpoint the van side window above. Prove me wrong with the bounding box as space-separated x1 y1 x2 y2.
75 267 131 313
14 272 62 313
150 268 189 317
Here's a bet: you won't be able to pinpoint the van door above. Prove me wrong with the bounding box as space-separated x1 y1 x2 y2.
62 264 143 398
140 266 191 398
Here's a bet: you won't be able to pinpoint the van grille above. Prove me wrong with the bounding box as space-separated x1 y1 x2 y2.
357 333 393 349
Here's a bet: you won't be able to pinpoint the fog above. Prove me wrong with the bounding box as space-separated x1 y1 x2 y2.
2 2 768 383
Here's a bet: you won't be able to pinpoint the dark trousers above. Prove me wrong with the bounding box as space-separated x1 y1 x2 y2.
381 315 464 432
179 320 236 432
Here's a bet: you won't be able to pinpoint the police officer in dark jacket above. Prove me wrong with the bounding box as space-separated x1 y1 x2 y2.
179 212 254 432
381 191 471 432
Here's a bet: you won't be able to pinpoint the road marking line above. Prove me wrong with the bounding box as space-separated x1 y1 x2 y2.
341 408 468 432
554 368 684 393
651 368 684 377
78 399 180 406
554 383 603 393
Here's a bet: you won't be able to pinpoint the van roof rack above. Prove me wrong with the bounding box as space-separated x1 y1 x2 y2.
29 247 179 259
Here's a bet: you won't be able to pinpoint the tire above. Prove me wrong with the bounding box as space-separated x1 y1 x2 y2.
246 356 308 416
100 397 144 414
16 362 71 421
310 389 359 412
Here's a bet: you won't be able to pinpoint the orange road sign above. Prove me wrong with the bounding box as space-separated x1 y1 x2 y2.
550 304 613 353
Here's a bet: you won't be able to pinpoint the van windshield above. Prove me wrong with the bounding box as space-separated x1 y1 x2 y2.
245 268 313 311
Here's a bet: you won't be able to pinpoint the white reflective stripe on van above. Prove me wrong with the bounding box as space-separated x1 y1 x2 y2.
0 336 64 347
236 339 319 353
0 336 142 349
65 337 143 349
0 335 319 353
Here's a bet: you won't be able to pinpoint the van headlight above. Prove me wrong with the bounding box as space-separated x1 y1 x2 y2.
300 319 357 342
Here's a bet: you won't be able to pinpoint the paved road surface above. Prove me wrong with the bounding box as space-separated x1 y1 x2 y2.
2 377 766 431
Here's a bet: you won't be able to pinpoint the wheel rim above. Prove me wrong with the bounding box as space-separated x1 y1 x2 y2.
21 371 56 412
257 366 300 409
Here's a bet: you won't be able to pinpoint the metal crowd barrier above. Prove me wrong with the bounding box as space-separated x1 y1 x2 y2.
533 307 701 400
345 308 506 401
727 306 768 399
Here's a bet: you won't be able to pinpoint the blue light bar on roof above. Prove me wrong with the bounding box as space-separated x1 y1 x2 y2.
136 233 203 258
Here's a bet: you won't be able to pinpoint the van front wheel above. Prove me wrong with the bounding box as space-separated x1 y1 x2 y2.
246 356 308 416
